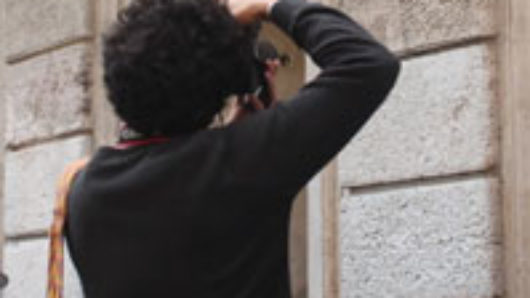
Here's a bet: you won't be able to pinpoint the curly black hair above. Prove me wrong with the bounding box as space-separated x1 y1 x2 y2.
103 0 259 136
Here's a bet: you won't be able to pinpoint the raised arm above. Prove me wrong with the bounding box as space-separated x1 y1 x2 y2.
225 0 401 194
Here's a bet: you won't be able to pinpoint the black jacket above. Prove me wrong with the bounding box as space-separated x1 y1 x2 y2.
66 0 400 297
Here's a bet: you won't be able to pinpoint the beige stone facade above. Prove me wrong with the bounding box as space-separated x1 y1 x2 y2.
0 0 527 297
323 0 503 297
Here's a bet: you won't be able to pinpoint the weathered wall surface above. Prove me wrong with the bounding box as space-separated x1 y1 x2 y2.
1 0 93 296
0 0 504 297
325 0 504 297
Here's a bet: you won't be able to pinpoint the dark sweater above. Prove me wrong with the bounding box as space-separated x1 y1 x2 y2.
66 0 400 297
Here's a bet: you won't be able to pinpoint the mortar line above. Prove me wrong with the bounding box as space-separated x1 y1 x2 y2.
397 34 499 61
6 231 48 242
6 35 94 65
7 129 93 152
0 0 6 272
89 0 102 153
342 168 498 197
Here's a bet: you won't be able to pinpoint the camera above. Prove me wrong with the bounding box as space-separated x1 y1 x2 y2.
250 39 290 107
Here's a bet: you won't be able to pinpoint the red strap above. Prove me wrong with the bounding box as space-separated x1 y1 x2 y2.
114 137 171 150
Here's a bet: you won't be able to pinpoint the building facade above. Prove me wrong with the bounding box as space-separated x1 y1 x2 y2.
1 0 529 297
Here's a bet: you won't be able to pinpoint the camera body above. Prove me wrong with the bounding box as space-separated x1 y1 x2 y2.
249 40 280 106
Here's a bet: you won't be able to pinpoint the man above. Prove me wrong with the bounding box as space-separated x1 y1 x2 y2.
65 0 400 297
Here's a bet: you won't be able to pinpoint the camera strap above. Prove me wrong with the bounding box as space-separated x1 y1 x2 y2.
47 158 89 298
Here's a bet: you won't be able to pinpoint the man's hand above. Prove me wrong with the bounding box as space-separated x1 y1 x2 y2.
227 59 280 123
227 0 278 24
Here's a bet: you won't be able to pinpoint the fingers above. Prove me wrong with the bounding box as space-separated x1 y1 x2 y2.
226 0 272 24
264 59 280 105
265 59 281 75
239 94 265 111
248 94 266 110
227 94 265 124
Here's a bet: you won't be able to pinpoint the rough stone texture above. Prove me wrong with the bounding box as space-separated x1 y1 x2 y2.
398 0 496 51
5 0 91 57
323 0 404 51
5 45 91 146
4 239 83 298
5 136 91 236
339 44 498 187
340 178 503 298
323 0 497 52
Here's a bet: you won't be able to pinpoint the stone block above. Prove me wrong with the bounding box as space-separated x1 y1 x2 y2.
323 0 497 52
323 0 405 51
4 239 83 298
399 0 497 51
6 45 91 146
5 0 91 57
5 136 91 236
340 177 503 297
339 44 498 187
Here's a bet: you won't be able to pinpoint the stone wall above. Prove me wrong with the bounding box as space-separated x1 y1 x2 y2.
1 0 93 297
0 0 504 297
324 0 504 297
